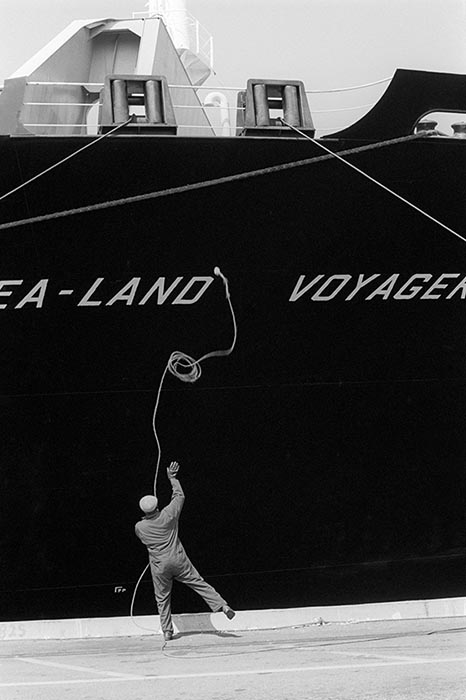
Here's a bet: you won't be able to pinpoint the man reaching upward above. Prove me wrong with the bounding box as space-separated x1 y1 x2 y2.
135 461 235 641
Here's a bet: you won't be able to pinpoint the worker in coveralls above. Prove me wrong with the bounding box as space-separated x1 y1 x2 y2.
135 461 235 641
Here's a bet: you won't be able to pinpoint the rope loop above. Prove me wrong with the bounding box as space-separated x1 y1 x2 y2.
151 270 236 497
167 351 202 383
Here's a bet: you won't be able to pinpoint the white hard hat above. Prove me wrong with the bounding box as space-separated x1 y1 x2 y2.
139 495 158 513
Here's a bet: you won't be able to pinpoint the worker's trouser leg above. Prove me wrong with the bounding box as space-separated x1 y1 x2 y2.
175 556 228 612
150 556 228 634
150 566 174 634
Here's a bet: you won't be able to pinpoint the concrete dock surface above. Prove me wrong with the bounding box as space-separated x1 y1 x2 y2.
1 617 465 699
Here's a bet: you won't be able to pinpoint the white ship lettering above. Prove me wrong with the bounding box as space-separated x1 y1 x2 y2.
290 273 466 301
0 276 214 309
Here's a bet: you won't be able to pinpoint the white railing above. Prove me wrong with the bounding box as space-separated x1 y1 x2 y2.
20 81 392 136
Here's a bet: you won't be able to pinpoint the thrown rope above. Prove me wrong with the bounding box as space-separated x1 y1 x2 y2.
130 269 236 633
152 269 236 495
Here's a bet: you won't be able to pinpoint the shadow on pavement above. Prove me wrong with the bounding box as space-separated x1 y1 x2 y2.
172 630 241 640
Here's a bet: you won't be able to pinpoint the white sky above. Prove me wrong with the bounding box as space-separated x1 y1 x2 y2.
0 0 465 132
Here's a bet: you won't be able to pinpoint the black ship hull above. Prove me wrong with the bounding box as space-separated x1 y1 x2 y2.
1 132 465 621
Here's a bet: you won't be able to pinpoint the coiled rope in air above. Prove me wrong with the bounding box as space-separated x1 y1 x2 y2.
151 267 237 494
130 266 237 634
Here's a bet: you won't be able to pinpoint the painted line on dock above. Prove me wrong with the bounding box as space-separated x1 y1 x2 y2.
325 649 432 662
13 656 144 679
2 655 466 687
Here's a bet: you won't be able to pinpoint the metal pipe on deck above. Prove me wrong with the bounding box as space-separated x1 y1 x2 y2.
112 80 129 122
283 85 300 125
144 80 164 122
253 84 269 126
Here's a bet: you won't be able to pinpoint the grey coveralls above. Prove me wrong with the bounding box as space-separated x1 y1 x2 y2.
135 477 227 633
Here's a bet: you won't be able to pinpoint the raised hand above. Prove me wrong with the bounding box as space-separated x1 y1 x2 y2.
167 461 180 478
